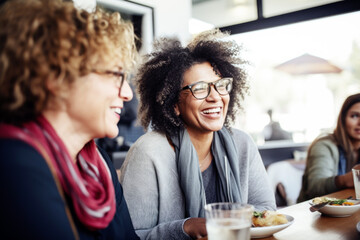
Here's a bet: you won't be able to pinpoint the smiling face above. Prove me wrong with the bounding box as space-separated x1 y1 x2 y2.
175 62 230 136
345 102 360 147
65 67 133 139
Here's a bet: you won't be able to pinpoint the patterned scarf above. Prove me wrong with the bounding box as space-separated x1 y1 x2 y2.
0 116 115 230
171 127 242 218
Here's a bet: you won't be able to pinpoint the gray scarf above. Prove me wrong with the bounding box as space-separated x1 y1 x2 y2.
171 127 242 218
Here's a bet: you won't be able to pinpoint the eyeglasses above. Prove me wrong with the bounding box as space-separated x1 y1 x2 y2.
181 77 233 100
93 70 127 89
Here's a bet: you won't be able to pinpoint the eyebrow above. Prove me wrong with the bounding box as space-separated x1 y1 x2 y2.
348 111 360 115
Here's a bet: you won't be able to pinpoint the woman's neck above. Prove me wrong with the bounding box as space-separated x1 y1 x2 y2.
187 130 213 166
42 110 90 162
352 141 360 151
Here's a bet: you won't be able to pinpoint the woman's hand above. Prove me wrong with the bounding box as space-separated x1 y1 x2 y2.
335 164 360 188
183 217 207 239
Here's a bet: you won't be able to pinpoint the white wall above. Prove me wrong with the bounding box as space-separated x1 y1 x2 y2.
74 0 192 46
73 0 96 12
132 0 192 44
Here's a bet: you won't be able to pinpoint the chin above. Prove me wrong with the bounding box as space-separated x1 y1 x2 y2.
108 132 119 139
103 128 119 139
208 125 223 132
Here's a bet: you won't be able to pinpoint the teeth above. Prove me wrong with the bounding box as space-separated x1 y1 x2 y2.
203 107 220 114
113 108 121 114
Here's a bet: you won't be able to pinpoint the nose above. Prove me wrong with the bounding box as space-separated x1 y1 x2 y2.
119 80 133 102
206 84 221 101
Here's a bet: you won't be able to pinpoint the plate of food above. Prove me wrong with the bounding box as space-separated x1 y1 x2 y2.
251 210 294 238
309 197 360 217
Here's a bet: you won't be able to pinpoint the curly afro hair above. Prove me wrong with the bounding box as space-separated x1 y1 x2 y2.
136 29 249 137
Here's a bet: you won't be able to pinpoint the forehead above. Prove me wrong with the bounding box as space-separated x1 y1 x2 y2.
347 102 360 113
182 62 220 86
95 56 124 70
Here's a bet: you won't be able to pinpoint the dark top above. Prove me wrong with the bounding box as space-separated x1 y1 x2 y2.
0 139 139 240
202 160 220 204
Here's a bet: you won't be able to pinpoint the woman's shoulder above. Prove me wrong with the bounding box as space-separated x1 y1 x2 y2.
130 131 169 149
230 127 250 137
0 139 79 239
137 130 166 140
125 131 174 163
229 128 256 145
0 139 46 168
312 134 337 148
309 134 339 156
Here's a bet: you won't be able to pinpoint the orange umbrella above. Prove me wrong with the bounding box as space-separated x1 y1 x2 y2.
274 53 342 75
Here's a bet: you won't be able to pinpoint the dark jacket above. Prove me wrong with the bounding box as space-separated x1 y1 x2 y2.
0 139 139 240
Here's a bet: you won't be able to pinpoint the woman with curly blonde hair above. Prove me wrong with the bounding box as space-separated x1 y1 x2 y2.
120 29 276 239
0 0 139 239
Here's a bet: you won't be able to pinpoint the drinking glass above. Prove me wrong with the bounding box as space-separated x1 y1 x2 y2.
205 203 253 240
352 168 360 199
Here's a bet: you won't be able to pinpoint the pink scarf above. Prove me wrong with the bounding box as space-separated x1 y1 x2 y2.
0 116 116 230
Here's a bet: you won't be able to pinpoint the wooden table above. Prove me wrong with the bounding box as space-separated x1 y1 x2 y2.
266 188 359 240
200 189 360 240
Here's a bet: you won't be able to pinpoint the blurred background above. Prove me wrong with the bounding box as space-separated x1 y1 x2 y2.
230 11 360 144
72 0 360 159
57 0 360 204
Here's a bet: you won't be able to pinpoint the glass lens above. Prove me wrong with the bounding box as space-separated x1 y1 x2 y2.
111 71 125 88
192 82 209 99
215 78 232 95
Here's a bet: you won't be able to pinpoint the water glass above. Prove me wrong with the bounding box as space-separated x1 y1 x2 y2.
352 168 360 199
205 203 253 240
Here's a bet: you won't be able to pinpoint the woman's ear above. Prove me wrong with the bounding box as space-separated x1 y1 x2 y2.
45 77 69 110
46 78 57 94
174 104 180 116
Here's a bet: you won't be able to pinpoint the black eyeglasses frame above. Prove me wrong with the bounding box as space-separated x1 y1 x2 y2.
92 70 127 89
181 77 233 100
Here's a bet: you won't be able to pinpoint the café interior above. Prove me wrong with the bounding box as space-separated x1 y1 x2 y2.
93 0 360 208
1 0 359 239
74 0 360 238
2 0 360 239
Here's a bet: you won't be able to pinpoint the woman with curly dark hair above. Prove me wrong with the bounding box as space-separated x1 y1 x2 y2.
0 0 139 239
120 29 276 239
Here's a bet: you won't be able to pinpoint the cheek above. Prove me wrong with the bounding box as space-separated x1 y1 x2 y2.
223 97 230 109
345 119 355 134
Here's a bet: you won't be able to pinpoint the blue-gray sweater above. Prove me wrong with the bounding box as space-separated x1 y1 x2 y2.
120 129 276 240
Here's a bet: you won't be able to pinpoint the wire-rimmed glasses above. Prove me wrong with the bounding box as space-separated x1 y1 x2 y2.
181 77 233 100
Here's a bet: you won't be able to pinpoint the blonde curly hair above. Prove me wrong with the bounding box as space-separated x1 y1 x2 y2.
0 0 138 124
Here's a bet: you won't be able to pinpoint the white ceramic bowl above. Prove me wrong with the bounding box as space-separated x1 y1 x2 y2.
250 214 294 238
310 199 360 217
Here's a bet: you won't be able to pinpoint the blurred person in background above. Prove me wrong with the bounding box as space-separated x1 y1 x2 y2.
298 93 360 202
0 0 139 239
120 29 276 240
263 109 292 142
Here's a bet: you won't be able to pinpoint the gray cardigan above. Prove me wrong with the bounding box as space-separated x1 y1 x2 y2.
297 135 340 202
120 129 276 240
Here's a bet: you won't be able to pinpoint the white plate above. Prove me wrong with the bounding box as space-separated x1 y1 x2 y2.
310 199 360 217
250 214 294 238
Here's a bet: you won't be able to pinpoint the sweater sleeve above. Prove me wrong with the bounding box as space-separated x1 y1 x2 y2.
0 139 77 240
229 129 276 210
299 139 339 200
238 131 277 211
248 150 277 210
119 136 191 240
